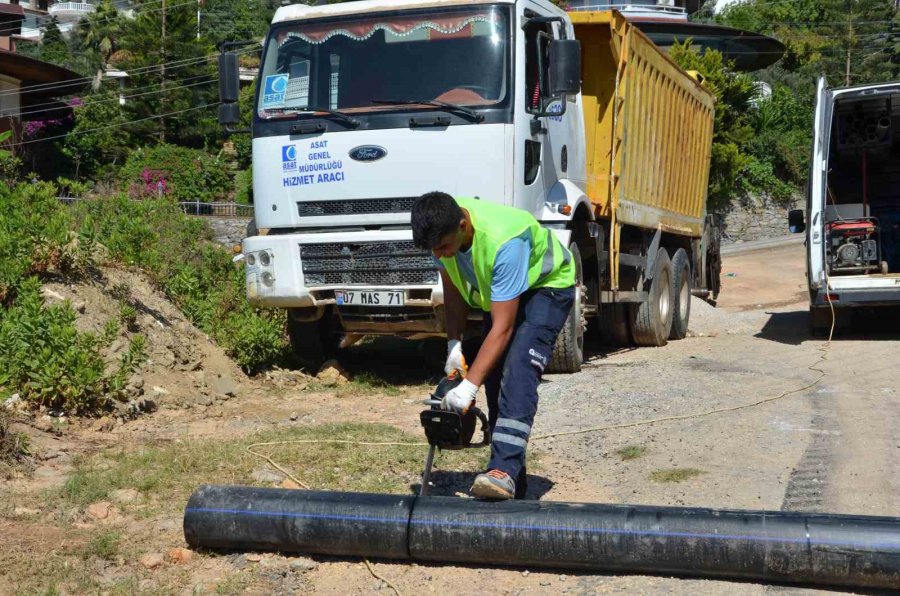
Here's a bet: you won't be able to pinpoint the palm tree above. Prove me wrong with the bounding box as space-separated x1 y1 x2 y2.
77 0 124 89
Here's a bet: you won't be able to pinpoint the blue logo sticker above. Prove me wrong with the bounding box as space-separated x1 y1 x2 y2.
262 74 288 108
282 144 297 171
547 100 563 123
348 145 387 162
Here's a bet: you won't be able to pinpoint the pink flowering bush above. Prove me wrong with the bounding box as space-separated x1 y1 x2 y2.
119 144 231 203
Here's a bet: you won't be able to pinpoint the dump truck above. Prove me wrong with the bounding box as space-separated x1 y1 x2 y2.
790 77 900 333
218 0 719 372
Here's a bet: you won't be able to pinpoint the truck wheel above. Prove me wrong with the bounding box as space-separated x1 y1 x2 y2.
630 248 674 346
669 248 691 340
287 307 341 368
547 242 584 374
598 303 632 346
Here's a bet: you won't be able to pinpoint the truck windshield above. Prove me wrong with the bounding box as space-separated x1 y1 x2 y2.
257 5 510 120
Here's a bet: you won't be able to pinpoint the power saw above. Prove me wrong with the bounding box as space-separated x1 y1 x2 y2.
418 371 490 496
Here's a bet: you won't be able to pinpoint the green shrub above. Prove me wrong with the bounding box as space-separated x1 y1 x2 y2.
234 167 253 205
118 144 232 203
71 196 287 372
0 277 108 412
0 182 93 305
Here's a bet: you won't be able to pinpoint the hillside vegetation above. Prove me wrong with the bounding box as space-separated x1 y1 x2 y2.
0 183 286 415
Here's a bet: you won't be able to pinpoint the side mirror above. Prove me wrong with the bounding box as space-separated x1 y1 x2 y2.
549 39 581 97
218 52 240 104
788 209 806 234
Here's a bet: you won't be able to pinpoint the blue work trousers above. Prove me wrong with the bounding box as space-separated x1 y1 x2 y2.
481 286 575 493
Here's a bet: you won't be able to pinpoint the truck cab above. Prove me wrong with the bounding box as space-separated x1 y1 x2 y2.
223 0 586 365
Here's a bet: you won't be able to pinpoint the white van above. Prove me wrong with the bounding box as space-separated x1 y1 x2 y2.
790 77 900 332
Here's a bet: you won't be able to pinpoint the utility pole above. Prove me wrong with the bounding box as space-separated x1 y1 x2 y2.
161 0 167 143
845 5 853 86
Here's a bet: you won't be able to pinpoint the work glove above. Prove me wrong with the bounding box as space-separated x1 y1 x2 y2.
441 378 478 414
445 339 467 376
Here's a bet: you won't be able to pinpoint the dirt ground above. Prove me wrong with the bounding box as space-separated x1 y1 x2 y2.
2 242 899 595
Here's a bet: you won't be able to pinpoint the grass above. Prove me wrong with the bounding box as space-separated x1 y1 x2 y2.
58 423 482 514
615 445 647 461
82 530 121 560
0 410 31 479
649 468 705 483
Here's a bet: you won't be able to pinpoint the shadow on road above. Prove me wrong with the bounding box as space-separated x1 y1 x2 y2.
757 306 900 346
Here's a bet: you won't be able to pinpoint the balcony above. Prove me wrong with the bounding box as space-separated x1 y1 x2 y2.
567 2 689 22
48 1 95 20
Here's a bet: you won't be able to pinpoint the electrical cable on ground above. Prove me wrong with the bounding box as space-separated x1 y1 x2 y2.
245 437 422 593
363 559 403 596
246 292 836 595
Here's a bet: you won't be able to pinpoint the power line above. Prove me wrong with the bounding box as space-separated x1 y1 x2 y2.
7 76 217 119
7 72 214 115
8 101 221 147
0 45 258 99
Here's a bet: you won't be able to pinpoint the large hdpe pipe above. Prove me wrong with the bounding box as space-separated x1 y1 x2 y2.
184 485 900 589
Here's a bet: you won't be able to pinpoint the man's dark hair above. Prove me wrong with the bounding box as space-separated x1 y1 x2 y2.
411 191 464 249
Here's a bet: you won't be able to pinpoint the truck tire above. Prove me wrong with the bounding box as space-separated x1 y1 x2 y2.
669 248 691 340
547 242 584 374
630 248 674 346
287 307 341 368
597 303 632 346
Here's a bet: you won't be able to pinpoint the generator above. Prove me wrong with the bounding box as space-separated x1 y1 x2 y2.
825 218 888 275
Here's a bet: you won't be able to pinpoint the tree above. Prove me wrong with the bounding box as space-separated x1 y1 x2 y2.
718 0 899 89
200 0 276 48
816 0 899 86
39 17 71 68
76 0 126 87
61 91 131 180
117 0 218 146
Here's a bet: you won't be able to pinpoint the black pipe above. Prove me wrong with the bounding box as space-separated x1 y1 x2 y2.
184 485 900 589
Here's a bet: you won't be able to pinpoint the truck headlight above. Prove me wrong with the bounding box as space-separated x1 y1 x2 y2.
247 253 256 266
259 251 272 267
261 272 274 287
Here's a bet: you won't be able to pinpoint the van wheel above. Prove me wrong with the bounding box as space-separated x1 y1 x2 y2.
287 307 341 369
598 303 632 346
630 248 674 346
809 306 832 337
548 243 584 374
669 248 691 340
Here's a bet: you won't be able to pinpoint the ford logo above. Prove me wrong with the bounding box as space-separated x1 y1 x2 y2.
349 145 387 162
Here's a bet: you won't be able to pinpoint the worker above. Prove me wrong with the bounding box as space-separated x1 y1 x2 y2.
411 192 576 500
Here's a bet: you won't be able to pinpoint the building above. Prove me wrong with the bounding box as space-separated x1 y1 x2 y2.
1 0 94 40
0 2 87 151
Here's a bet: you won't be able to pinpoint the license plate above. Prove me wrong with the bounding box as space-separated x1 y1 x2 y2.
335 290 405 306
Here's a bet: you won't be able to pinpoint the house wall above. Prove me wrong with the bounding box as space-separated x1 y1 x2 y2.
0 73 22 147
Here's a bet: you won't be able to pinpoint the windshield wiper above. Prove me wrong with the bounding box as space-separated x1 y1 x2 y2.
371 99 485 123
268 106 360 129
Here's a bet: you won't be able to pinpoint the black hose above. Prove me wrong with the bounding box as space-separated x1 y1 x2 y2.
184 485 900 589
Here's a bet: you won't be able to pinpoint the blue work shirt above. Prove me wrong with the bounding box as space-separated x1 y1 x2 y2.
436 230 532 302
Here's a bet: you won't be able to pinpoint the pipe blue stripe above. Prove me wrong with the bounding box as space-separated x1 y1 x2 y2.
184 507 900 551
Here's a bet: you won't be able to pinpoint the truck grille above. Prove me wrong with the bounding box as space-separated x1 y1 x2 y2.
300 241 438 286
297 197 417 217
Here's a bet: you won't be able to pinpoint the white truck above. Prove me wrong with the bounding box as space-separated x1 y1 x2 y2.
790 77 900 333
218 1 720 371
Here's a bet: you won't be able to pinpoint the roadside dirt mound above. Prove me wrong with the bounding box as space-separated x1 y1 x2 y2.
40 266 250 417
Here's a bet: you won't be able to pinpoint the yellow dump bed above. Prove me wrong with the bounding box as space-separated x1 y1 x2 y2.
571 10 715 238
